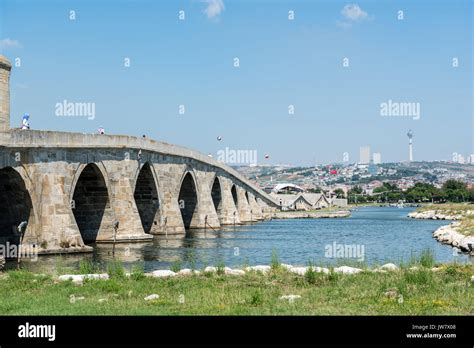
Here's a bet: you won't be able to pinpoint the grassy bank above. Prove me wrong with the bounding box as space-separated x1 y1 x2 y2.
416 203 474 214
0 262 472 315
458 215 474 236
415 203 474 236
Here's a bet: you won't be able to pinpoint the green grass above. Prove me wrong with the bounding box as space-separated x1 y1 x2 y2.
0 263 472 315
417 203 474 214
458 214 474 236
170 261 182 273
270 250 280 270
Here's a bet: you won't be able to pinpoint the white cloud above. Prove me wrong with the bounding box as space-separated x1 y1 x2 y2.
337 4 370 28
202 0 225 19
0 38 21 49
341 4 368 21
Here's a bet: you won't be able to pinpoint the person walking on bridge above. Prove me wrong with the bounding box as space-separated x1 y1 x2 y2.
21 113 30 130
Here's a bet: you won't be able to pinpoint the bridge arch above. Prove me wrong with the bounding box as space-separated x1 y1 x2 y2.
133 162 160 233
211 175 222 214
0 167 35 245
71 163 111 243
231 184 238 207
178 171 199 230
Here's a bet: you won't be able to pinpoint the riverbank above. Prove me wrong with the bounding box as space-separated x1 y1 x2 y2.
272 209 350 219
408 204 474 255
0 261 472 315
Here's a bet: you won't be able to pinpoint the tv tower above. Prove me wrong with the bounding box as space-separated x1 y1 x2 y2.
407 130 414 162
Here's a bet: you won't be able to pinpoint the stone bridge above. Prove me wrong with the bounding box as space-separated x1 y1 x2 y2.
0 55 278 255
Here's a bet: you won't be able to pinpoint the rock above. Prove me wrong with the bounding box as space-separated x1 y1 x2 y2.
334 266 362 274
373 269 387 273
471 275 474 282
98 298 107 303
410 209 474 221
432 223 474 255
178 268 193 276
384 288 399 299
147 270 176 278
289 267 307 276
144 294 160 301
279 294 301 302
244 265 271 273
289 266 329 275
409 266 419 271
224 268 245 276
280 264 293 270
431 267 441 272
204 266 217 273
58 273 109 284
380 263 399 271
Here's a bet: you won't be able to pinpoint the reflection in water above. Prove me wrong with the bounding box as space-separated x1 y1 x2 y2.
7 207 472 274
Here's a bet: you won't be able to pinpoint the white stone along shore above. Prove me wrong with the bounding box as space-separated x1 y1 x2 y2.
55 262 442 285
271 210 350 219
432 223 474 255
407 210 473 221
408 209 474 255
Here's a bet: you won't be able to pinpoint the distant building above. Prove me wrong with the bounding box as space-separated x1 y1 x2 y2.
272 183 304 194
373 152 382 164
457 154 465 164
468 154 474 164
271 192 339 211
359 146 371 164
368 164 378 175
331 198 348 208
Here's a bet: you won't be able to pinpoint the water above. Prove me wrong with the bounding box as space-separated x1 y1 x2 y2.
11 207 472 273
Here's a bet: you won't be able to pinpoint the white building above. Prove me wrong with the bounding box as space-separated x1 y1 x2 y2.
373 152 382 165
359 146 371 164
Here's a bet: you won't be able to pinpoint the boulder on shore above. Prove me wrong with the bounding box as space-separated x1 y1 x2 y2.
334 266 363 274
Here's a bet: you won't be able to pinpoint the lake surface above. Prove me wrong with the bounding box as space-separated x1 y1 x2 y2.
13 207 472 273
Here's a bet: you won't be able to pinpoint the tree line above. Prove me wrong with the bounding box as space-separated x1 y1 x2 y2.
347 180 474 204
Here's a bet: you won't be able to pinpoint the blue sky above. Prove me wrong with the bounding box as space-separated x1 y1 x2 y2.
0 0 472 165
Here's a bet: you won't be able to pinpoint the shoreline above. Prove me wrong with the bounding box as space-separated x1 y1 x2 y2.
432 223 474 255
408 207 474 255
271 210 351 219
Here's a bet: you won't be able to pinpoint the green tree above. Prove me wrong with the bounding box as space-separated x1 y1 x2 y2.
441 180 469 202
333 188 345 198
